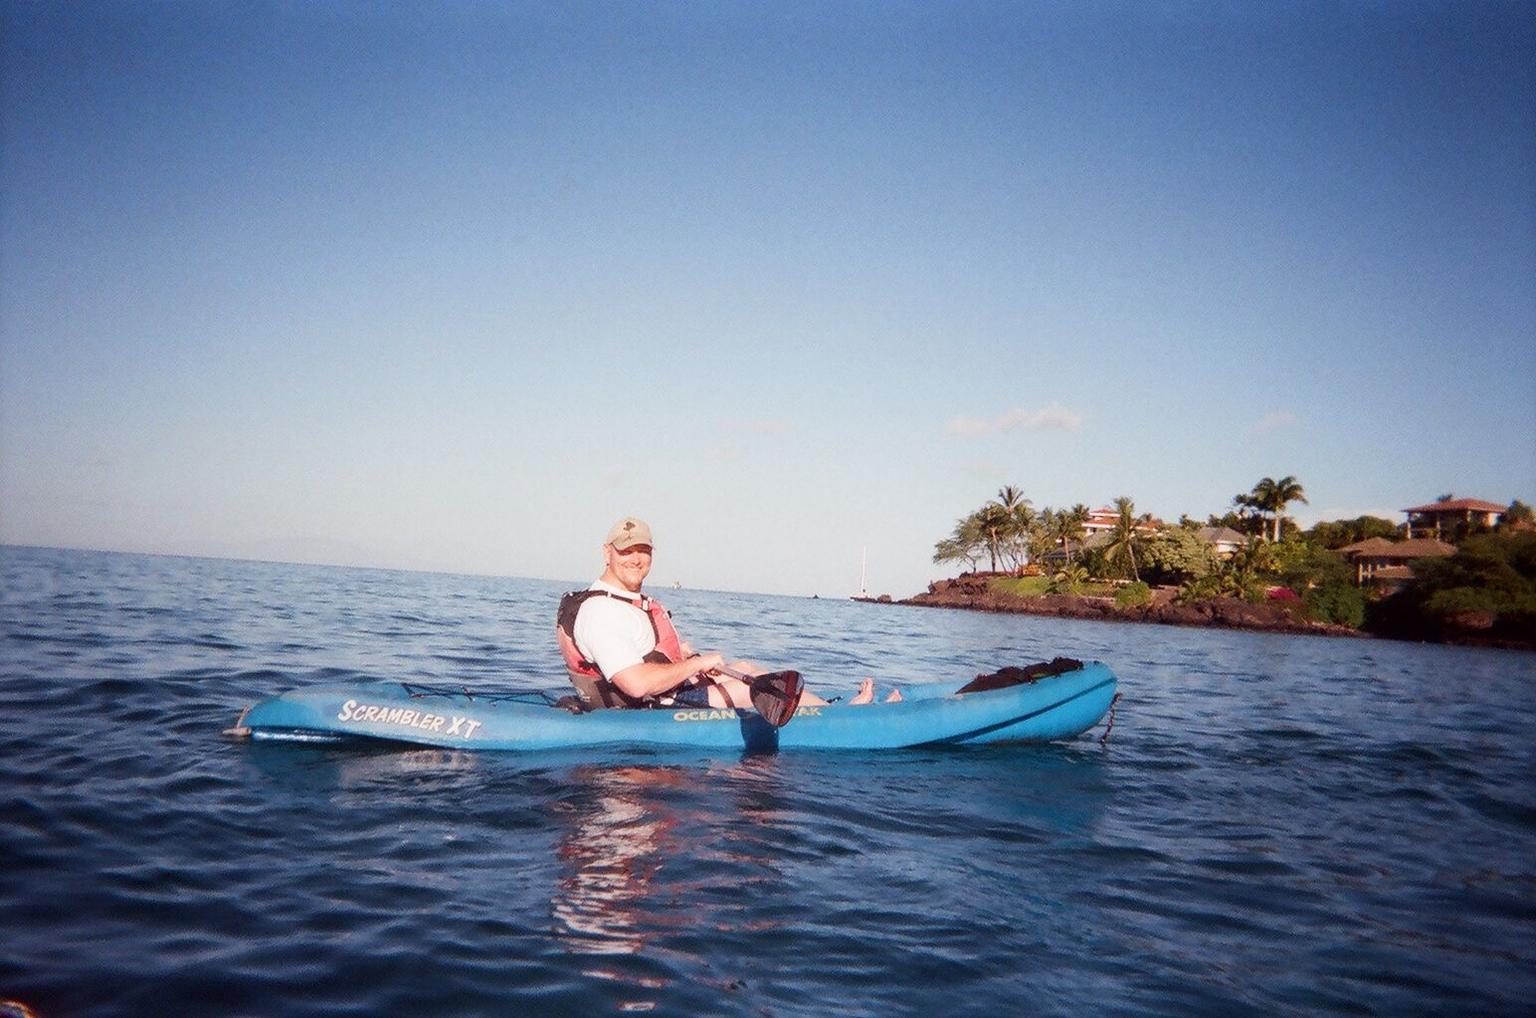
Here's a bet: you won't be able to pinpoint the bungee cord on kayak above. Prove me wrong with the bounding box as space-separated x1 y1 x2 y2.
1099 692 1122 745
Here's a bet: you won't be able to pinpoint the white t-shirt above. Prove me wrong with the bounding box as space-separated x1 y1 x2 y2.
572 580 658 679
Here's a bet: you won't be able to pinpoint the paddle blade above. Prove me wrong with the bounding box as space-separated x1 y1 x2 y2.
749 670 804 728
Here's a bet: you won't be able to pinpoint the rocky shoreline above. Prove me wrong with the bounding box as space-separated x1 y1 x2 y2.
896 573 1361 638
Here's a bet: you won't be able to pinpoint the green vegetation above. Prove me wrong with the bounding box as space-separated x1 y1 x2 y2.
1176 542 1271 603
1101 496 1151 582
1140 528 1218 586
1506 500 1535 530
1047 563 1091 595
1235 476 1308 543
994 574 1119 598
1369 532 1536 643
990 575 1053 597
933 477 1534 643
1303 515 1399 549
1115 581 1151 608
1304 582 1366 628
933 488 1091 576
933 485 1035 573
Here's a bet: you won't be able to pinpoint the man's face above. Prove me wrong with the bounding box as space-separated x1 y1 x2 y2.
604 543 653 592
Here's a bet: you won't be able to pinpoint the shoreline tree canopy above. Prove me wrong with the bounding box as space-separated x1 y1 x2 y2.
933 480 1532 640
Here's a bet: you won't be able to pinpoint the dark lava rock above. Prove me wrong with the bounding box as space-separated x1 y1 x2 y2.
901 574 1359 638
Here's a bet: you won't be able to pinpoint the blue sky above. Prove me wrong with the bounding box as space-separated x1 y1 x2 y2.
2 1 1532 597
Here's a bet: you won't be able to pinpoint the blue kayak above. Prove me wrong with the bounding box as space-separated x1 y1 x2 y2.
232 661 1118 752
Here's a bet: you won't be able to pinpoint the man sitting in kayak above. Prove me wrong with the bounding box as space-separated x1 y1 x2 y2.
557 517 897 710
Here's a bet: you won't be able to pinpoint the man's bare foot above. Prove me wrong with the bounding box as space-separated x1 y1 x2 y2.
885 688 903 703
850 677 875 705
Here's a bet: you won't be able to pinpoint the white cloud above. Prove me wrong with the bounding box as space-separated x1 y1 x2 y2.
1253 410 1298 434
944 402 1084 437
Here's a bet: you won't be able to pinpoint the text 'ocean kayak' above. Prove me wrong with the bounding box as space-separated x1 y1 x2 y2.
230 660 1118 752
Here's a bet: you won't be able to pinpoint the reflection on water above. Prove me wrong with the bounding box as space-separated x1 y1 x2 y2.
553 766 687 959
332 746 483 788
244 740 485 792
549 761 794 1010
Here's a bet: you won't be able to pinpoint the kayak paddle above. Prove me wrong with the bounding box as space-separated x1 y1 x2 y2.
718 665 804 728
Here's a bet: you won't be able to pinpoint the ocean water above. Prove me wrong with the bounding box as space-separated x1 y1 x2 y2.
2 546 1533 1018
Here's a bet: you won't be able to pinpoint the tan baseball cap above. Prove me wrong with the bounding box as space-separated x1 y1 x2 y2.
605 516 654 550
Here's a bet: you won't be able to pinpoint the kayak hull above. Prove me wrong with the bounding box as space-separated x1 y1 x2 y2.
237 661 1118 752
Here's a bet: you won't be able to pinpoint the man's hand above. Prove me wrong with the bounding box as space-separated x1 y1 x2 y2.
609 651 727 701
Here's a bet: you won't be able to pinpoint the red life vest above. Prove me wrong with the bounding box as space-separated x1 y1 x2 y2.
555 589 686 707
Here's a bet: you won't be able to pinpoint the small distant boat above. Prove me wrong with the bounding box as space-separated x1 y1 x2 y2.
851 545 869 600
229 660 1118 752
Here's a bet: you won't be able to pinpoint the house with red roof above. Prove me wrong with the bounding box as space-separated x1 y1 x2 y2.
1337 536 1455 589
1080 506 1160 537
1402 498 1506 541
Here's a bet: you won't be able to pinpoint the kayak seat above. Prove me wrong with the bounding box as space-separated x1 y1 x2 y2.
957 657 1084 695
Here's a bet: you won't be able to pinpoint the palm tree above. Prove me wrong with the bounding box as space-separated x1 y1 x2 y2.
932 532 979 571
1272 476 1307 542
1216 539 1274 600
1229 493 1266 540
1040 508 1062 564
989 486 1033 573
1243 476 1308 543
1064 504 1090 563
1011 502 1040 571
1049 562 1089 594
934 513 988 571
1025 508 1056 565
977 504 1011 572
1103 495 1152 582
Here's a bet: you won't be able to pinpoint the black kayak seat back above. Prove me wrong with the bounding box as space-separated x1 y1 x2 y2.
956 657 1084 695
